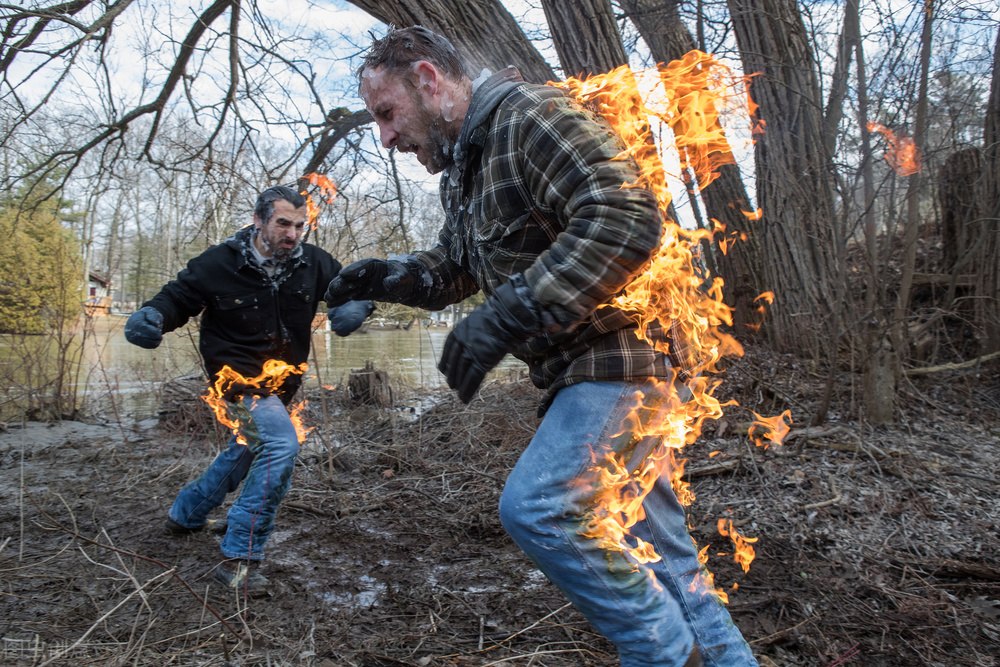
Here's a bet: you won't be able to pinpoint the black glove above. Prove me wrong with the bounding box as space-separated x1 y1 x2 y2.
328 300 375 336
324 258 423 307
124 306 163 349
439 275 541 403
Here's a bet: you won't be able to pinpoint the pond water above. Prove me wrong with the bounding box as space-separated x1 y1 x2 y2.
0 316 528 420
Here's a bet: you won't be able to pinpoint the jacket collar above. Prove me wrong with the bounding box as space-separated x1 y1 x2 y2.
452 67 525 171
226 225 308 275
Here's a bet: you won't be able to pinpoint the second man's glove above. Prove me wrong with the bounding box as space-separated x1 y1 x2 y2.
328 300 375 337
438 274 541 403
324 258 424 307
124 306 164 349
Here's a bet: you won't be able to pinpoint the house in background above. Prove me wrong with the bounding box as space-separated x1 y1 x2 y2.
85 272 112 316
427 304 455 327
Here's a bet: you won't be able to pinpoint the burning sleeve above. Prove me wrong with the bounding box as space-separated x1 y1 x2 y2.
517 95 661 328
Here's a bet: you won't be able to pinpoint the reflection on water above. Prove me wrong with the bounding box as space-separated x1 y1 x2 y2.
4 316 526 419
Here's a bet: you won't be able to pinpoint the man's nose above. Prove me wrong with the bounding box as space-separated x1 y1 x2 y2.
378 123 398 149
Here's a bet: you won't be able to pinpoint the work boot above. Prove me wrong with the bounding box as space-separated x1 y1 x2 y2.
163 517 227 536
214 559 271 597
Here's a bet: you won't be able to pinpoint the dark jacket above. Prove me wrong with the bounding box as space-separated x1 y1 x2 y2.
144 226 339 404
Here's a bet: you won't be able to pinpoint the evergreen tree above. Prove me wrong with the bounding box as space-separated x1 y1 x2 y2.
0 189 82 334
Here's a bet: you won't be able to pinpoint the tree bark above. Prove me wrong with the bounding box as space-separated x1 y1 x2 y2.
540 0 627 77
822 0 859 160
891 0 934 348
342 0 556 84
852 0 896 425
726 0 840 356
976 28 1000 353
938 147 983 273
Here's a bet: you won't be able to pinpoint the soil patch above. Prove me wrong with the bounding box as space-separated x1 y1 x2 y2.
1 346 999 666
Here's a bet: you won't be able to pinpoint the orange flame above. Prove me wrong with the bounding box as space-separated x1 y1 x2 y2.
301 172 339 229
557 52 772 603
749 409 792 449
690 543 728 603
718 518 758 573
867 122 921 176
202 360 310 445
288 401 313 444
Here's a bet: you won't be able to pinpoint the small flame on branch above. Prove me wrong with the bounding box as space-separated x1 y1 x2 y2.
557 52 790 601
867 122 922 176
202 360 310 445
301 173 338 230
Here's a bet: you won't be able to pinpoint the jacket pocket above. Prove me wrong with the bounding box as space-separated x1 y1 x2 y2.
214 291 264 335
282 286 317 325
473 212 550 286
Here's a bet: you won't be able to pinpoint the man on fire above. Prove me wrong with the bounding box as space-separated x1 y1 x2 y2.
125 185 373 594
324 26 758 666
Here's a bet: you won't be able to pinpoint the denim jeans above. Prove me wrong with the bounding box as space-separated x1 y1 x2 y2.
499 381 757 667
168 394 300 560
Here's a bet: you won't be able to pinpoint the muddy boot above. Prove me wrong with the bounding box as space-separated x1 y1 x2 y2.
214 558 271 597
163 517 228 536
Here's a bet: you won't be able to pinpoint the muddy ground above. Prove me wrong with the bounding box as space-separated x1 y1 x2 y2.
1 344 999 667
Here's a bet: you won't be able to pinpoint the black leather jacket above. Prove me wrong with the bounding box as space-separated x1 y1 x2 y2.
144 226 340 404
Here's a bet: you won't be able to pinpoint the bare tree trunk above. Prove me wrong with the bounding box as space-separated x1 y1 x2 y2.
853 1 896 424
938 148 982 274
621 0 759 332
976 28 1000 353
891 0 934 348
822 0 858 160
540 0 627 77
342 0 555 84
726 0 840 356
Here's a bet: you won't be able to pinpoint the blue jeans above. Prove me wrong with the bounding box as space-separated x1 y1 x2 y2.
168 394 300 560
499 381 757 667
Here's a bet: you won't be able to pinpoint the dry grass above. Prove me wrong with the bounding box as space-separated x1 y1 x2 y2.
1 345 998 666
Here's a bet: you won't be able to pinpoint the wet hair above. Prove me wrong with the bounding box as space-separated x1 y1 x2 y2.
357 25 469 93
254 185 306 225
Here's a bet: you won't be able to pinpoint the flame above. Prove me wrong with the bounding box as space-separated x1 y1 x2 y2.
690 543 728 603
867 122 922 176
202 360 310 445
301 172 339 229
556 52 782 603
288 400 313 444
747 291 774 334
718 518 758 573
749 409 792 449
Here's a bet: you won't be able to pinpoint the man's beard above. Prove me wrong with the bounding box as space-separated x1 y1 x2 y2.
258 227 299 263
271 243 297 262
412 93 455 174
422 122 454 173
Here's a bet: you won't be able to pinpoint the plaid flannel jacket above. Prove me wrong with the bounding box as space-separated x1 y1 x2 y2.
414 68 688 412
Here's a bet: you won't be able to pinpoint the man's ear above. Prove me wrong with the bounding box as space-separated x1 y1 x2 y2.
253 214 264 229
412 60 440 95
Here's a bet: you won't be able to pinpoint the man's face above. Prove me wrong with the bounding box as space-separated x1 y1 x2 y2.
361 66 455 174
255 198 307 262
